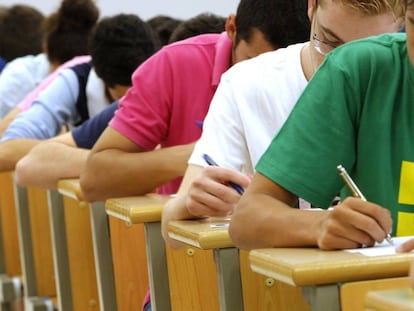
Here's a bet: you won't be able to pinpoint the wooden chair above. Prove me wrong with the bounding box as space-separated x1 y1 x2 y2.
105 195 220 311
249 246 414 311
107 215 149 311
0 172 23 310
14 184 57 309
341 277 410 311
51 179 117 310
365 286 414 311
168 218 310 311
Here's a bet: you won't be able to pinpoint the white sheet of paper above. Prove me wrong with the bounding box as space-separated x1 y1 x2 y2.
344 236 414 256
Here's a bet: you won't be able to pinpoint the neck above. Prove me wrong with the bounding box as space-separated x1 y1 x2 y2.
300 43 318 81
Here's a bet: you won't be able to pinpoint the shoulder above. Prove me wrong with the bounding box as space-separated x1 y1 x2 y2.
155 33 224 60
223 42 306 81
328 33 406 66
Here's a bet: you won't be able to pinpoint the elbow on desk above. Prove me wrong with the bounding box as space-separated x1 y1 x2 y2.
14 157 30 186
79 173 101 202
228 219 255 250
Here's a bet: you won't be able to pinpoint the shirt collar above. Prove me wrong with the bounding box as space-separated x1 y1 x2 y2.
212 32 233 86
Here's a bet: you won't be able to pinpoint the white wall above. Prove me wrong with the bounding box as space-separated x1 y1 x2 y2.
0 0 239 20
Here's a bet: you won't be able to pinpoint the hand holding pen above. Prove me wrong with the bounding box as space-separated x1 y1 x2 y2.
202 154 245 194
337 165 393 245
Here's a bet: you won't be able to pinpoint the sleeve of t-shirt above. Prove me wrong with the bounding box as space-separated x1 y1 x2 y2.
1 69 79 141
72 101 119 149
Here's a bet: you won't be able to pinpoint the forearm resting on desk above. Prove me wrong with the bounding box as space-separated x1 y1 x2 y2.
0 138 40 171
80 143 195 202
231 174 393 250
15 141 88 189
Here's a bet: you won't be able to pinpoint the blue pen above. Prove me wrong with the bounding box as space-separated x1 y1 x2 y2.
202 154 245 195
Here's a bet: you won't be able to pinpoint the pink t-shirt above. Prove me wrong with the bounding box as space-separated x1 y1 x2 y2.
18 55 91 111
110 33 232 195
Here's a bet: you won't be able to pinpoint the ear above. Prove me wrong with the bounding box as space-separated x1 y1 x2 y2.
308 0 317 21
225 14 237 42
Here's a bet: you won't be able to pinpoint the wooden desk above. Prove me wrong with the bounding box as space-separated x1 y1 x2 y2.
0 172 23 309
14 185 57 309
365 287 414 311
56 179 116 310
249 248 414 311
168 218 310 311
106 195 170 311
106 195 221 311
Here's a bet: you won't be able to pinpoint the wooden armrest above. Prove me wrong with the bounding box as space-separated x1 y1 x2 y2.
57 179 84 202
365 287 414 311
168 218 233 249
105 194 171 224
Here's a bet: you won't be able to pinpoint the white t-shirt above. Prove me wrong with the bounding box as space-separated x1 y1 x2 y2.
189 42 308 174
0 53 49 118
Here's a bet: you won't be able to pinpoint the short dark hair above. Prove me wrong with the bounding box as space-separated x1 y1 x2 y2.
0 5 44 62
90 14 160 87
147 15 183 46
235 0 310 49
168 13 226 43
45 0 99 65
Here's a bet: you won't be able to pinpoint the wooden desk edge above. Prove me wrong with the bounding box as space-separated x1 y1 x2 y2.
365 287 414 311
105 194 171 224
249 249 414 287
168 220 234 250
57 179 84 201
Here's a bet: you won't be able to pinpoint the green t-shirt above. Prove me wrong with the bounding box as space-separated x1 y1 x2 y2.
256 33 414 236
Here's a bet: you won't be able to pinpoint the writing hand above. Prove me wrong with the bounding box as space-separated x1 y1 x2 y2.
315 197 393 250
186 166 250 217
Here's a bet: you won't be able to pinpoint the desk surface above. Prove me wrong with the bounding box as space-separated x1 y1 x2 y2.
249 248 414 287
58 179 83 201
168 218 233 249
105 194 171 224
365 287 414 311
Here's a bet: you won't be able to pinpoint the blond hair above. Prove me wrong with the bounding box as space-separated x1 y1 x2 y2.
319 0 405 17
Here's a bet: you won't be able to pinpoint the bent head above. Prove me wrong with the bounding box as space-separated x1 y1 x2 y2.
227 0 311 64
308 0 405 69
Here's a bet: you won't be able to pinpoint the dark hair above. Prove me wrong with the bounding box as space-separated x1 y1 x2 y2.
90 14 160 87
235 0 310 49
147 15 183 46
0 5 44 62
168 13 226 43
45 0 99 65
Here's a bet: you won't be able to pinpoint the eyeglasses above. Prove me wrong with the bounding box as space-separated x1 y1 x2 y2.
311 13 342 55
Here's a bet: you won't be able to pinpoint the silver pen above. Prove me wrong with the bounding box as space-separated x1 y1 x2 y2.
337 165 393 245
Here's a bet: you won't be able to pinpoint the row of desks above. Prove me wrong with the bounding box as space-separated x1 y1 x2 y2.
1 172 414 310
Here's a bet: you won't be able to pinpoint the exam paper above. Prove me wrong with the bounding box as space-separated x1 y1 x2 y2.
344 236 414 256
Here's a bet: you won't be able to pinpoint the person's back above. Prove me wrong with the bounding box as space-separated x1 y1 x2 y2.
161 0 405 248
14 10 233 191
0 0 99 118
229 0 413 251
188 0 404 174
0 13 159 171
80 0 311 202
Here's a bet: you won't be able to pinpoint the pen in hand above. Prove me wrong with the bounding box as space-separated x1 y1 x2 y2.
202 154 244 195
337 165 393 245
